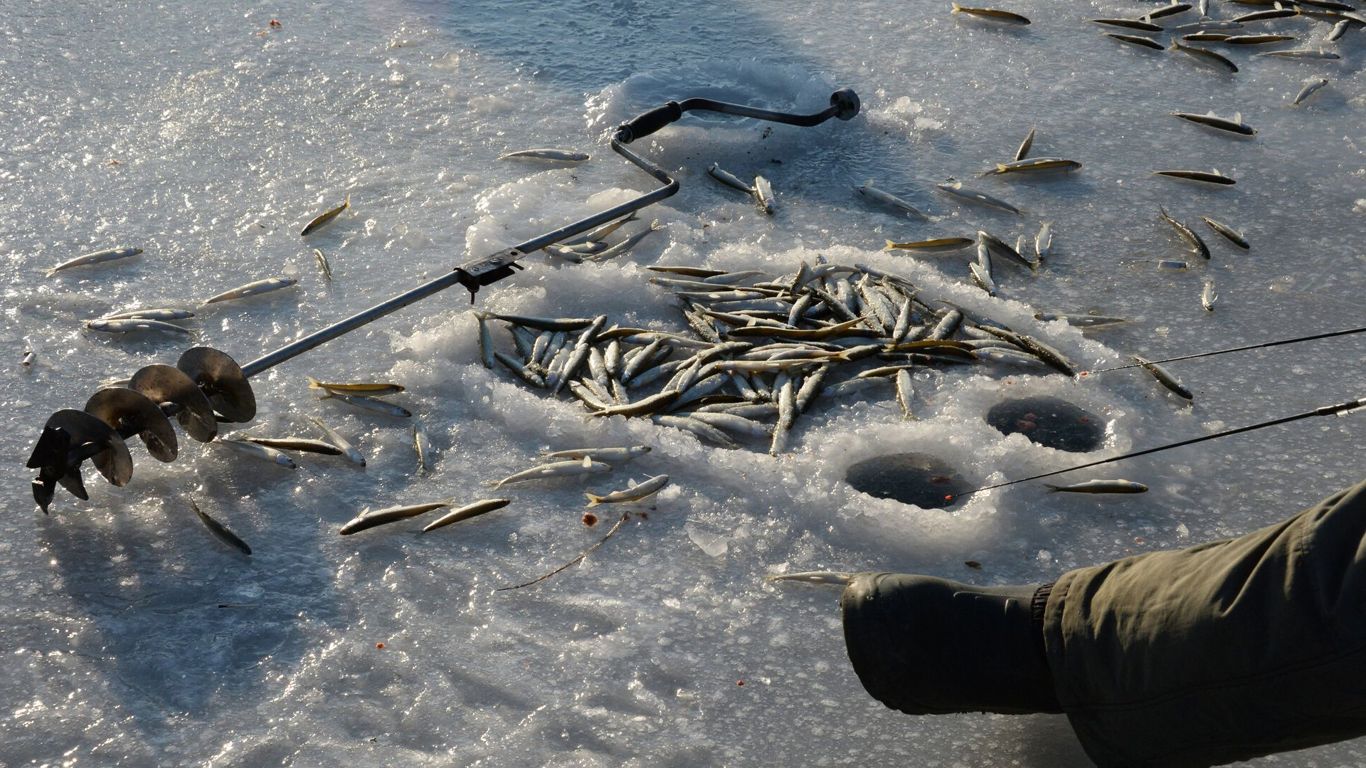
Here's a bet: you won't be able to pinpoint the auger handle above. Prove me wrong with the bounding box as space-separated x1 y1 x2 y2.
614 88 861 144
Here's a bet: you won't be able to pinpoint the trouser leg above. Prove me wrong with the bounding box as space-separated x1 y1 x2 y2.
1043 480 1366 767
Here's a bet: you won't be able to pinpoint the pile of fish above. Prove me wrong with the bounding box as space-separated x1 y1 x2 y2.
473 259 1129 454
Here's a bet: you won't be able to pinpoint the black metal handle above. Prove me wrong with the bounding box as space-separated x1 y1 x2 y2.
614 88 860 144
615 102 685 144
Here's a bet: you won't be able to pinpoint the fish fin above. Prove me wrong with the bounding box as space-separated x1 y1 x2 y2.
951 1 962 11
584 494 602 508
581 456 591 469
343 193 351 209
1044 484 1063 492
1233 112 1242 122
884 240 897 251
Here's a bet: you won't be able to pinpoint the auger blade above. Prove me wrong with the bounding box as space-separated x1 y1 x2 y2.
45 409 133 488
129 364 218 442
84 387 178 462
177 347 256 423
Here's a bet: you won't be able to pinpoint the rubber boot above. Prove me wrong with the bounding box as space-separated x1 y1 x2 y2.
841 573 1061 715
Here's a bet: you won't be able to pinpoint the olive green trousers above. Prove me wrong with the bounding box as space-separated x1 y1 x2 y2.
1045 480 1366 767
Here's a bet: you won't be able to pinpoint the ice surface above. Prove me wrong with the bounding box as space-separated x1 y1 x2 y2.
1 0 1363 765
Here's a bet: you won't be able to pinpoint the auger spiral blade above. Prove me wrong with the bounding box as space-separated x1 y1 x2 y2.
129 364 218 442
84 387 179 462
177 347 256 423
26 409 134 512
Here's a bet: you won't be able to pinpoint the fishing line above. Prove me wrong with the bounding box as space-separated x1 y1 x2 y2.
949 396 1364 502
1080 325 1366 376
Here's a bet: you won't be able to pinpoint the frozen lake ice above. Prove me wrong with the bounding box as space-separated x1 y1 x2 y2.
1 0 1363 764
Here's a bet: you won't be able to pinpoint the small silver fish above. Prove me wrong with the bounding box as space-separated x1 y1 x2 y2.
313 248 333 280
564 213 639 247
651 413 735 447
895 368 916 420
203 276 298 304
21 348 35 367
855 183 928 219
46 246 143 277
951 3 1030 24
934 181 1021 214
84 318 192 335
541 446 652 463
1184 32 1232 42
769 378 796 455
340 500 452 535
1159 206 1211 259
306 377 406 396
1133 355 1194 400
1200 216 1249 249
1092 18 1164 31
1046 479 1149 494
240 436 344 455
317 390 412 418
1034 221 1053 260
306 416 365 466
1292 77 1329 105
1326 19 1350 42
421 498 511 533
884 237 975 253
1146 2 1192 20
412 420 432 473
493 458 612 488
1231 7 1298 23
1222 33 1295 45
474 312 496 369
100 308 195 321
585 474 670 507
985 157 1083 175
1201 279 1217 311
588 221 663 261
1107 33 1167 50
753 175 776 215
708 163 753 193
1154 169 1236 186
1171 111 1256 136
498 148 590 162
685 411 771 439
1174 19 1243 32
979 230 1034 270
969 261 998 296
1014 126 1035 161
191 499 251 555
1255 48 1340 60
301 195 350 236
490 314 596 332
1170 40 1239 73
220 439 298 469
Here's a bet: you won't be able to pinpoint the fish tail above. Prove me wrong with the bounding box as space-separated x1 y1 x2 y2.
1044 484 1063 492
884 240 897 251
584 494 602 508
343 193 351 209
951 2 963 11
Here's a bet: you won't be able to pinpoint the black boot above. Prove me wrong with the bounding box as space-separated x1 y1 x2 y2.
841 573 1061 715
